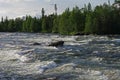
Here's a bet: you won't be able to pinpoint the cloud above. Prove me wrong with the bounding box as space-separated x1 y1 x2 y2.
0 0 34 3
44 0 52 2
0 0 115 19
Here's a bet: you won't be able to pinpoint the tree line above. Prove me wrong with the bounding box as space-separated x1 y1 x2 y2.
0 1 120 35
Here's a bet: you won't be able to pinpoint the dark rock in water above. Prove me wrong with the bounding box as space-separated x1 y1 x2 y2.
48 41 64 47
33 42 41 45
74 32 84 35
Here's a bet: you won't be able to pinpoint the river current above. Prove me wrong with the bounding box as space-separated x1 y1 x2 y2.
0 32 120 80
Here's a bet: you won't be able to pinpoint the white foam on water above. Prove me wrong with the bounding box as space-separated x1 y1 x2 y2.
65 42 81 46
90 57 103 62
0 33 120 80
0 49 19 61
16 49 34 55
0 49 36 69
0 49 35 63
92 51 99 54
18 55 32 62
0 33 13 38
77 39 93 45
112 39 120 43
88 70 102 76
0 49 56 75
35 61 57 74
65 38 92 46
14 49 36 62
41 46 58 50
53 36 77 42
79 69 108 80
57 63 77 71
78 68 120 80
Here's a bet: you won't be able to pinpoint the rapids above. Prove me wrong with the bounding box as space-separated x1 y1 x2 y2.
0 32 120 80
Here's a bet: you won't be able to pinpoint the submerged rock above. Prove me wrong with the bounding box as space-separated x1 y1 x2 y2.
48 41 64 47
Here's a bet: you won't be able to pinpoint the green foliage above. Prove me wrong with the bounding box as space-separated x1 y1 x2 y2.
70 6 82 32
115 0 120 3
14 18 22 32
41 16 48 32
0 2 120 35
52 16 59 33
8 19 15 32
58 8 71 34
84 13 93 34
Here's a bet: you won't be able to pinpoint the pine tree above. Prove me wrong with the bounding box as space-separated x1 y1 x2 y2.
8 19 15 32
41 8 45 18
84 13 93 34
42 16 47 32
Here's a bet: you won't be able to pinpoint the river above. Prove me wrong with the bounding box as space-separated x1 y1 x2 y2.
0 32 120 80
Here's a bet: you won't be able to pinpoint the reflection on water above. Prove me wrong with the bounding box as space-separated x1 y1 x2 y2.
0 32 120 80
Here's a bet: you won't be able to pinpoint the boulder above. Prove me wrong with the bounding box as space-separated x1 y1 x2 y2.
48 41 64 47
33 42 41 45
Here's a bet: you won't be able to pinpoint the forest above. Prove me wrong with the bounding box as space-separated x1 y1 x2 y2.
0 0 120 35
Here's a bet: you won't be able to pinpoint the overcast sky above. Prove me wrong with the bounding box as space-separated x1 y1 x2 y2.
0 0 114 19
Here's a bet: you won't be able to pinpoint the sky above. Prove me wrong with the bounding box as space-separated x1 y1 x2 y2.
0 0 114 19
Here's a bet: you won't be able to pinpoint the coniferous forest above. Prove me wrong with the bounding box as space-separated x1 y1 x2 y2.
0 1 120 35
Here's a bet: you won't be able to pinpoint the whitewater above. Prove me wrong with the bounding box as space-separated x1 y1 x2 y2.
0 32 120 80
